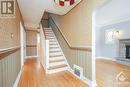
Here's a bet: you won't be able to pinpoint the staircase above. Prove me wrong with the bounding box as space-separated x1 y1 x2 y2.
44 28 69 74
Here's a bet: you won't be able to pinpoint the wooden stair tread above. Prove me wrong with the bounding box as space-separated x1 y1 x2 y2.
49 59 65 63
48 64 68 70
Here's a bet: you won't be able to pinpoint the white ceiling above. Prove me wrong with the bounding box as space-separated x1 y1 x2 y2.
17 0 81 28
96 0 130 27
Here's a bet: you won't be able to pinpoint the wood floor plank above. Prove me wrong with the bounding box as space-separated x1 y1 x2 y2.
18 58 130 87
96 59 130 87
18 58 89 87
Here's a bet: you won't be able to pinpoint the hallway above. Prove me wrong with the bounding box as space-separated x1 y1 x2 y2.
18 58 89 87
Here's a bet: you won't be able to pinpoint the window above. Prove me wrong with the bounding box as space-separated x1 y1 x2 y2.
105 29 115 44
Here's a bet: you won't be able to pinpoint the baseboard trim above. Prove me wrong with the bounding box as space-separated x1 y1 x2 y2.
68 68 97 87
47 67 70 74
13 68 23 87
96 57 116 61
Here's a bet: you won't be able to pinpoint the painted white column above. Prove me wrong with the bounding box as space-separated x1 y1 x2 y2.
46 40 49 69
20 22 26 67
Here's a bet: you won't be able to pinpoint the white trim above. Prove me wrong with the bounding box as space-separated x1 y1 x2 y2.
68 68 97 87
41 62 46 71
49 61 66 67
45 40 49 69
37 33 39 57
91 0 112 86
47 67 69 74
96 57 116 61
92 6 96 87
82 77 97 87
39 24 47 72
25 56 38 59
13 68 23 87
20 22 25 67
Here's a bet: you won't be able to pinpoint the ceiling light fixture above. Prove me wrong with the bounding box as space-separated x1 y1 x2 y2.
54 0 76 6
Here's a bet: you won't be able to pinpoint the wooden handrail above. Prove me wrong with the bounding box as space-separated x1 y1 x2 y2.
0 46 20 60
49 16 92 52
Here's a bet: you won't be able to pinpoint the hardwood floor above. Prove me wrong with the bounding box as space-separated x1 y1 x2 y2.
96 59 130 87
18 58 130 87
18 58 89 87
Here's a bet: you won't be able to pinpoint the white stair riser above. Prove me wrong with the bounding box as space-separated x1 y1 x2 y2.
49 39 56 41
47 67 69 74
49 53 62 56
44 28 52 30
48 38 56 41
46 37 55 39
50 49 60 52
49 52 62 56
47 39 56 41
44 30 53 31
49 61 66 67
49 57 64 61
45 33 54 35
49 44 58 46
45 32 53 34
44 30 53 32
50 48 61 51
49 42 57 44
50 56 64 59
49 45 59 48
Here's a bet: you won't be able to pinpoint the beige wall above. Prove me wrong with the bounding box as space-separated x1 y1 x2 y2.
26 30 38 56
50 0 105 47
42 12 49 28
0 0 24 87
0 1 24 49
49 0 105 83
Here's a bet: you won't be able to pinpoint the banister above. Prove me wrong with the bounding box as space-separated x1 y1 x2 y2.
49 16 92 52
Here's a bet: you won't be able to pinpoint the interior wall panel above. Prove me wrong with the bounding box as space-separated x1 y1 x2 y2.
26 30 38 56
